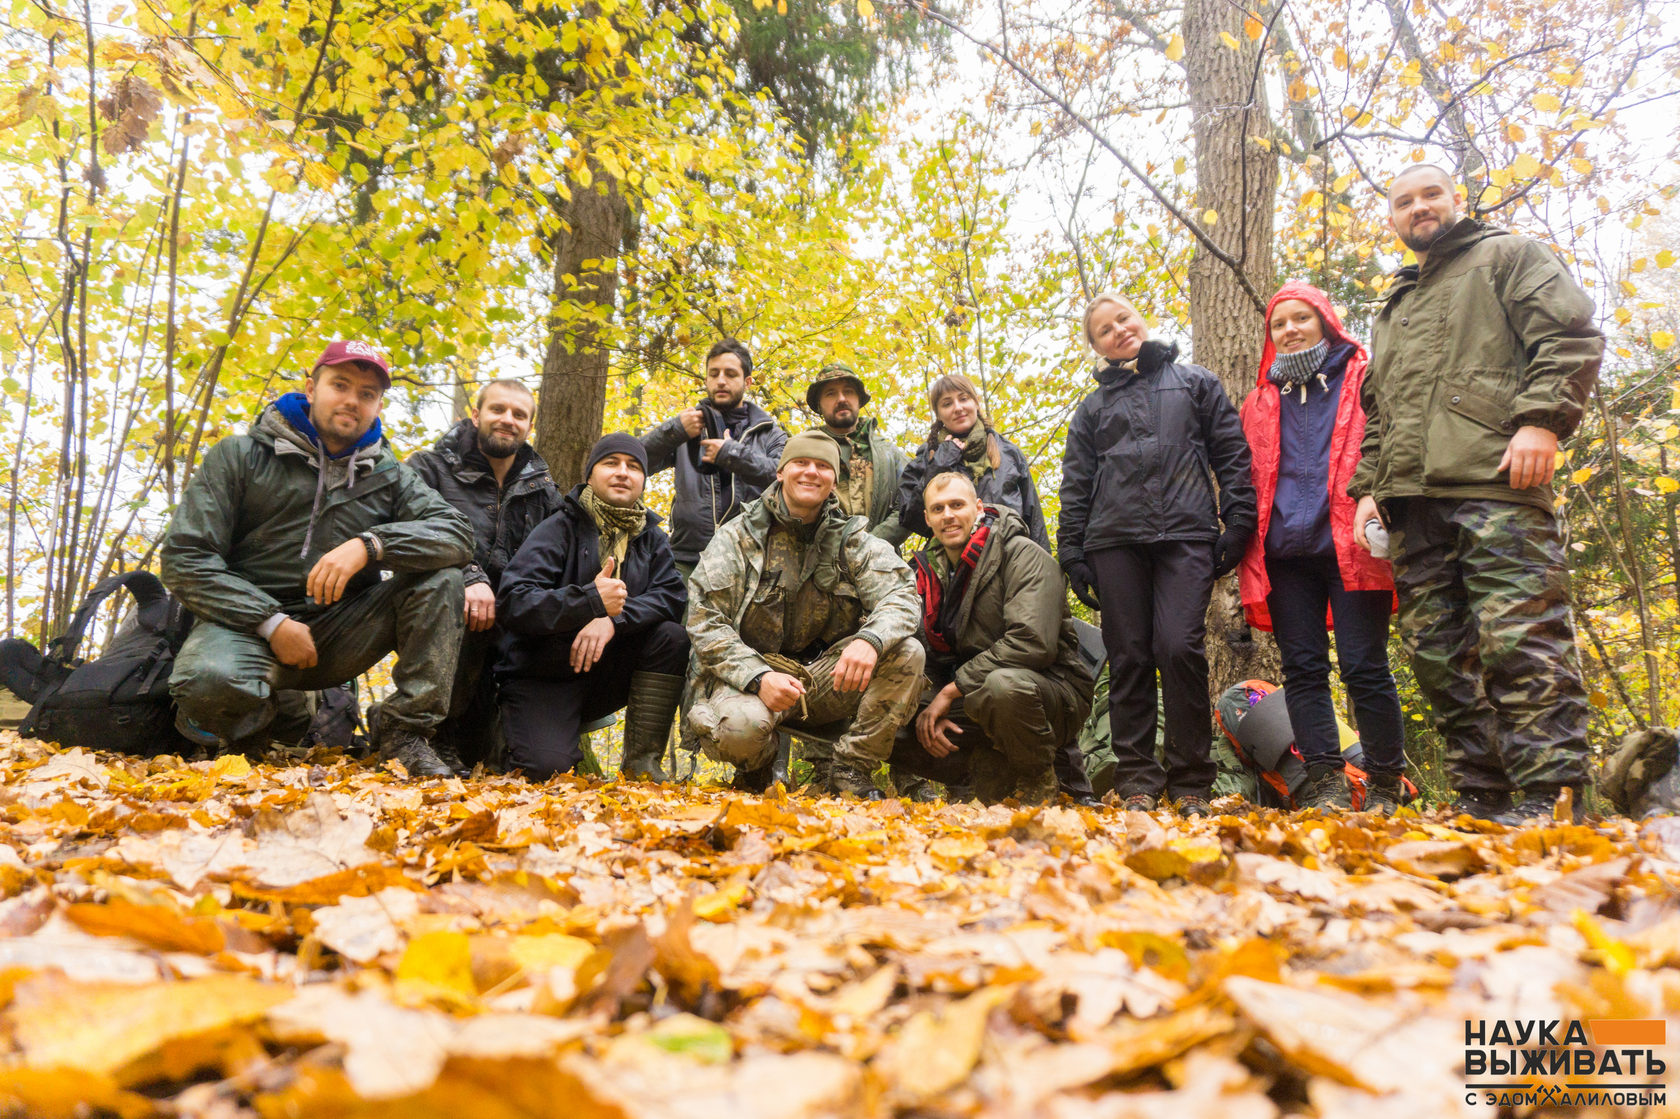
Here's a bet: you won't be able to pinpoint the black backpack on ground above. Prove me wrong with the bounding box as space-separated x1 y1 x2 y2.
7 571 195 755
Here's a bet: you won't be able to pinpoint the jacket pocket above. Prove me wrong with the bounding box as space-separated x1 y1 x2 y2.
1422 382 1515 487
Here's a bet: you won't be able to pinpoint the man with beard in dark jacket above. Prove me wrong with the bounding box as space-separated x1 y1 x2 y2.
888 471 1094 803
409 379 562 773
495 434 689 781
1060 296 1256 817
642 338 788 576
162 341 474 777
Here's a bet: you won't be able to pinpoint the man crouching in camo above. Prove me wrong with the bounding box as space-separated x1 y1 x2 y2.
685 431 924 799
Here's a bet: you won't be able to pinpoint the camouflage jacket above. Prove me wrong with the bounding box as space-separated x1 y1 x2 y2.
687 481 919 697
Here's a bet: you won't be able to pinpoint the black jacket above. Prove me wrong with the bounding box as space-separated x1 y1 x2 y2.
896 428 1050 553
495 485 687 679
407 419 563 589
1058 340 1256 564
641 401 788 565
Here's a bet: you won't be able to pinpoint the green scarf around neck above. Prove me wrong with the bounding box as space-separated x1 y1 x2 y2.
579 486 648 569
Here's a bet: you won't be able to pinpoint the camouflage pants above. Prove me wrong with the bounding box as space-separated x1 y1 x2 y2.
688 637 925 770
1389 497 1589 793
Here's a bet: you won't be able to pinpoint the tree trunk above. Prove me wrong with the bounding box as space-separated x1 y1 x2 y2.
535 171 630 487
1182 0 1283 694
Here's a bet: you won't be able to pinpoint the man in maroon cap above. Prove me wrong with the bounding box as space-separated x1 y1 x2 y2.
161 341 476 777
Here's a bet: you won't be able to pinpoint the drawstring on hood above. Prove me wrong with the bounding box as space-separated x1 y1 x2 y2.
260 394 386 559
1268 339 1332 403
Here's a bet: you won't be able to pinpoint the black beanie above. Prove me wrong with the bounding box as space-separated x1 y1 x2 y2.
585 432 648 481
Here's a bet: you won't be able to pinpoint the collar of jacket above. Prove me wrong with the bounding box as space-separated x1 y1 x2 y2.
255 400 386 484
434 418 544 486
560 483 662 532
744 481 846 542
1386 218 1509 301
1094 339 1180 386
913 504 1025 631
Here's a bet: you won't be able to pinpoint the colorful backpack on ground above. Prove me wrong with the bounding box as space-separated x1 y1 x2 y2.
1214 679 1416 810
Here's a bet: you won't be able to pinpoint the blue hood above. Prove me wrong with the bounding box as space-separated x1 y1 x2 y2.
274 392 383 458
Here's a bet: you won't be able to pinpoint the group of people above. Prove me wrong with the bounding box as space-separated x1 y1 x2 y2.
157 163 1605 824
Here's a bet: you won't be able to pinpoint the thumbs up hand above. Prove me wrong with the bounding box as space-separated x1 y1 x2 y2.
594 555 628 617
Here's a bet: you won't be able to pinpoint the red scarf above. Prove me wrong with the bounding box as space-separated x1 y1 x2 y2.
913 510 996 655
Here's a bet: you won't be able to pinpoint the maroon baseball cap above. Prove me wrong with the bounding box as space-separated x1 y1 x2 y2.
312 340 391 387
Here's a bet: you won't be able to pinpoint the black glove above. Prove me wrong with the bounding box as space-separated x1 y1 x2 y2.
1063 559 1101 610
1213 528 1251 579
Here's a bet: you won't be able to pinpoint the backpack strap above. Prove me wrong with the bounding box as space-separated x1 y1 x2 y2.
45 571 169 665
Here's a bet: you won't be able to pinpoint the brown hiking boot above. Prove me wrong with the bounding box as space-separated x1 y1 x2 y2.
1363 773 1405 815
1013 765 1059 806
1299 764 1354 811
829 760 885 801
1122 793 1158 812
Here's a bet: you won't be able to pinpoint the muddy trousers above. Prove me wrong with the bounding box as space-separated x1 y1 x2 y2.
689 638 925 770
887 667 1092 799
170 569 465 748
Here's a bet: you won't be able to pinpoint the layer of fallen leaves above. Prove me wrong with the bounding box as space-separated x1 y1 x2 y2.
0 730 1677 1118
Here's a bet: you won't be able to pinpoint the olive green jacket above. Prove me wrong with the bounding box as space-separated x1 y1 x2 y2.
1349 219 1603 512
914 507 1092 698
161 403 474 633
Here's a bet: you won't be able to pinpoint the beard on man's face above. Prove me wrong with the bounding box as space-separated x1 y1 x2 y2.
823 405 858 431
477 422 523 459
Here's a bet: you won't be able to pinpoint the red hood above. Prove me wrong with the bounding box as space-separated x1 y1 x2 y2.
1255 281 1367 387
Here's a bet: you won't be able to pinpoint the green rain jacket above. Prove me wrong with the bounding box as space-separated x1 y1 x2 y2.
160 399 474 632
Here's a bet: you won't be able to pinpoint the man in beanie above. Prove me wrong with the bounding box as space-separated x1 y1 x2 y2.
408 378 562 773
494 433 689 781
805 363 911 548
685 432 924 798
163 341 474 776
643 337 788 577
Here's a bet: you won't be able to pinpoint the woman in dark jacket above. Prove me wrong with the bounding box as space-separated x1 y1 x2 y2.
496 435 689 782
1058 293 1256 817
1238 281 1405 813
896 373 1051 553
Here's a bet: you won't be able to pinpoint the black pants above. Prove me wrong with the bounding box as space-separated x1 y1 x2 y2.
440 626 499 766
1089 541 1215 800
1264 553 1406 775
498 620 689 780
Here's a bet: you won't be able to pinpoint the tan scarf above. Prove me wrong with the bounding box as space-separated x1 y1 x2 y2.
579 486 648 569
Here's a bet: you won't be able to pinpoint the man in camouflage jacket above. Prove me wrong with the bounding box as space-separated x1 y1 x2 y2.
1351 165 1604 824
685 432 924 799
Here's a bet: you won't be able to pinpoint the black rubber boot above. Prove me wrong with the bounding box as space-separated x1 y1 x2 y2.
621 671 681 782
1452 788 1514 821
1493 785 1582 826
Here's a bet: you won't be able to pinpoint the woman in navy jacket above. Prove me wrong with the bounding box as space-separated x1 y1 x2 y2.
1058 293 1255 816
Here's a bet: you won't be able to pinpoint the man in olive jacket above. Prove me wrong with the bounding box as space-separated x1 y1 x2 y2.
888 472 1093 803
162 342 474 777
805 363 911 548
1351 165 1604 823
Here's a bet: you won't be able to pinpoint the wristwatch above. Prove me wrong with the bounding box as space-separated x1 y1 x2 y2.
745 672 766 695
358 532 380 565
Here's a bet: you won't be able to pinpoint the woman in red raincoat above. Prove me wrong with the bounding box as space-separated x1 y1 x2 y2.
1238 281 1406 813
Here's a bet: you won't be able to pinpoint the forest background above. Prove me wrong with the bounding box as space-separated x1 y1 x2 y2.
1 0 1678 796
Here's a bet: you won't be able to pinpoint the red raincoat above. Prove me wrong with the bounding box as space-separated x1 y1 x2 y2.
1238 281 1395 631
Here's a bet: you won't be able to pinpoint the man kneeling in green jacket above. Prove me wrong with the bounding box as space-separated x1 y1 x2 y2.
889 471 1094 803
160 341 475 776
